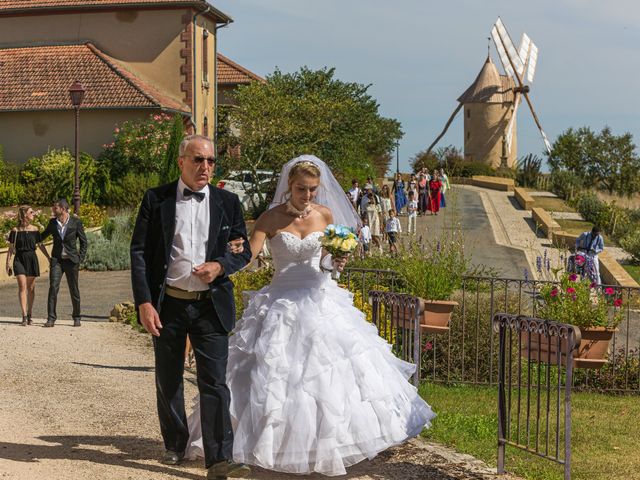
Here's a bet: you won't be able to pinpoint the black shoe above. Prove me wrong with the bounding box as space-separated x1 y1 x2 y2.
43 320 55 328
207 460 251 479
160 450 185 465
73 319 81 327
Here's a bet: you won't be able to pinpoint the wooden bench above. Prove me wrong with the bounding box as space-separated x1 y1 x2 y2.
532 207 561 239
471 175 515 192
514 187 535 210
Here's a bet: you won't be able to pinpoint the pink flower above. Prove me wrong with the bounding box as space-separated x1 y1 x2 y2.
575 255 586 265
550 288 559 297
569 274 578 281
114 127 120 133
566 287 576 294
605 287 615 295
614 298 623 307
422 342 433 352
589 282 596 289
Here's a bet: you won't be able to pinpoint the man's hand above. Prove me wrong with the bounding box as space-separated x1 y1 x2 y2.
138 302 162 336
227 238 244 254
193 261 224 283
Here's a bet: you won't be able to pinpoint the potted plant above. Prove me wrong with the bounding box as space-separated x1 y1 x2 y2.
393 235 466 333
524 272 624 369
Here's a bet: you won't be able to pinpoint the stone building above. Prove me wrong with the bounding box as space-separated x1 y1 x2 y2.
0 0 258 163
457 57 517 168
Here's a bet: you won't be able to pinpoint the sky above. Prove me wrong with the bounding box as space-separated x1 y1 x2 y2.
212 0 639 173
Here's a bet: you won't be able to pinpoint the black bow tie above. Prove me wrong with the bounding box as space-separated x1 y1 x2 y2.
183 188 205 201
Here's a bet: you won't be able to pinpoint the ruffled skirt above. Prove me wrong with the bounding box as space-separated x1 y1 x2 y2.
187 276 434 476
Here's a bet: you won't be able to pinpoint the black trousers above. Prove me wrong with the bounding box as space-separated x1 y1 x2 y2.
154 295 232 468
47 258 81 322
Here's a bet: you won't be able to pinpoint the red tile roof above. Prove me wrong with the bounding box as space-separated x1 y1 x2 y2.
217 53 264 85
0 43 189 112
0 1 232 22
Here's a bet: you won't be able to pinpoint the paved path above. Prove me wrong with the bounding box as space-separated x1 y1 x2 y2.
397 186 530 279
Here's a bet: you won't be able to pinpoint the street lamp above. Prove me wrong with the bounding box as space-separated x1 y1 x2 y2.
396 139 400 174
69 81 86 215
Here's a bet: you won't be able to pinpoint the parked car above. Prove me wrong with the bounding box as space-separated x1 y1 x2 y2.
217 170 276 212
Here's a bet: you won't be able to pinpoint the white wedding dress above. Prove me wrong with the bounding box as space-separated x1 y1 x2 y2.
186 231 434 476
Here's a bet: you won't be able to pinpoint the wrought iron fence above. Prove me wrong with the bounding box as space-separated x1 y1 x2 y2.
495 313 577 480
342 267 401 297
420 276 640 393
369 290 423 387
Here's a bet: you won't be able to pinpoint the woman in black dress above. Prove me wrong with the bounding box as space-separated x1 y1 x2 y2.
5 206 49 326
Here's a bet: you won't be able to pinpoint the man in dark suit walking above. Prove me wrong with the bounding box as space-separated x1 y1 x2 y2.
41 198 88 327
130 135 252 479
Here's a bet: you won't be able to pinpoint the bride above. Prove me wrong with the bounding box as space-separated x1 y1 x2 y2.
187 155 434 476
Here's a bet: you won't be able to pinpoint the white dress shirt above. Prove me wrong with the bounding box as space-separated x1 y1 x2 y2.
166 178 210 291
56 215 70 258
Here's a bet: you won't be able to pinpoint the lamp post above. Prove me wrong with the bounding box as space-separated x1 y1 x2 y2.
69 81 85 215
396 139 400 174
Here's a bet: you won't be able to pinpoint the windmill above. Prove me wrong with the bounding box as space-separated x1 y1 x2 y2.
425 17 551 168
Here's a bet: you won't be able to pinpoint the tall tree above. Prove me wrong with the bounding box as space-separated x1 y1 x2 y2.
217 67 403 204
548 126 640 196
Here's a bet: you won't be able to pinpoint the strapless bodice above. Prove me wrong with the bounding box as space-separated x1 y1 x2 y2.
267 231 325 288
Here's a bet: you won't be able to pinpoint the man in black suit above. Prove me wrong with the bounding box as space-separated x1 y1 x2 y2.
41 198 88 328
130 135 251 479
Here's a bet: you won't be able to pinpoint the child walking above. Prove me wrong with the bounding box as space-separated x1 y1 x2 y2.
385 209 402 256
407 191 418 235
358 218 372 258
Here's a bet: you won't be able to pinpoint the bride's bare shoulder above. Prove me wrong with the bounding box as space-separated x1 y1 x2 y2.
313 204 332 222
254 205 286 231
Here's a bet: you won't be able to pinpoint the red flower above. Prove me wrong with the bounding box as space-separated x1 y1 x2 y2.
575 255 586 265
422 342 433 352
614 298 623 307
589 282 596 289
605 287 615 295
566 287 576 294
550 288 559 297
569 274 578 281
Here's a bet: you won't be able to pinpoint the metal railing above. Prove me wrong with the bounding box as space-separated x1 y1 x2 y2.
416 276 640 392
342 267 401 297
369 290 423 387
495 313 579 480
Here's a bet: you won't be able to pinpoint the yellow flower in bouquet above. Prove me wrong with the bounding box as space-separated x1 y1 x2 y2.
320 224 359 257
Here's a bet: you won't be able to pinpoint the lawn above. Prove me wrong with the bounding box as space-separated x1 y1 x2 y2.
530 196 575 213
419 383 640 480
555 219 618 247
622 264 640 284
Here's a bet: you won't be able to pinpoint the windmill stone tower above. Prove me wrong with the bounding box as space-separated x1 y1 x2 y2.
457 56 516 168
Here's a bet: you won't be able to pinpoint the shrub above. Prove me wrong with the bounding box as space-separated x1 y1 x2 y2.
78 204 108 228
103 172 160 207
19 149 107 205
82 231 130 271
516 154 542 187
0 181 26 207
550 169 584 200
230 267 274 321
100 113 177 179
621 229 640 263
448 159 495 178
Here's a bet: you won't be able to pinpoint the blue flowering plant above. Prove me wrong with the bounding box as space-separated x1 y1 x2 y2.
320 224 359 279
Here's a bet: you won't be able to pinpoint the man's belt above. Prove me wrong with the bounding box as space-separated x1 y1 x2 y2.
165 285 209 301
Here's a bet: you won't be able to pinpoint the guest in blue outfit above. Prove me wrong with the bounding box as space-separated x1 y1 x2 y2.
392 172 407 215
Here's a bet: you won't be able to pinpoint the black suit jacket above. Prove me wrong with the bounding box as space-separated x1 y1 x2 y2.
130 181 252 332
41 215 88 264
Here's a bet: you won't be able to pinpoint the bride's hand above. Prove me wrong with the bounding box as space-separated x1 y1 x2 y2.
333 256 348 272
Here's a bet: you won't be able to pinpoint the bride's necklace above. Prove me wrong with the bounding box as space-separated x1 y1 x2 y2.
285 200 313 219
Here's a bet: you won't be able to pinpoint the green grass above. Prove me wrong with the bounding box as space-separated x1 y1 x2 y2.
419 383 640 479
622 264 640 284
556 219 618 247
531 196 576 213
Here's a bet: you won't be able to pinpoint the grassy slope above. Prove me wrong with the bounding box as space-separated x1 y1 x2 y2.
419 383 640 480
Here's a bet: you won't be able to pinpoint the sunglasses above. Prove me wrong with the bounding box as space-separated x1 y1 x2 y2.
188 155 215 166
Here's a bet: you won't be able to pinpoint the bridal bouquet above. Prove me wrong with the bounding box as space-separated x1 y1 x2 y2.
320 224 358 279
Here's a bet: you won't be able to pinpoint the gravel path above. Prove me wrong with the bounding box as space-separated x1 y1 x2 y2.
0 318 518 480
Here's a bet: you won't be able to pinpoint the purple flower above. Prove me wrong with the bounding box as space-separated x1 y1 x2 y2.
536 256 542 273
524 269 529 282
569 274 578 282
436 241 441 252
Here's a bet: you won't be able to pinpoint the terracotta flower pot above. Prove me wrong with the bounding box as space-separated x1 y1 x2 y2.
520 327 616 369
390 299 458 334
